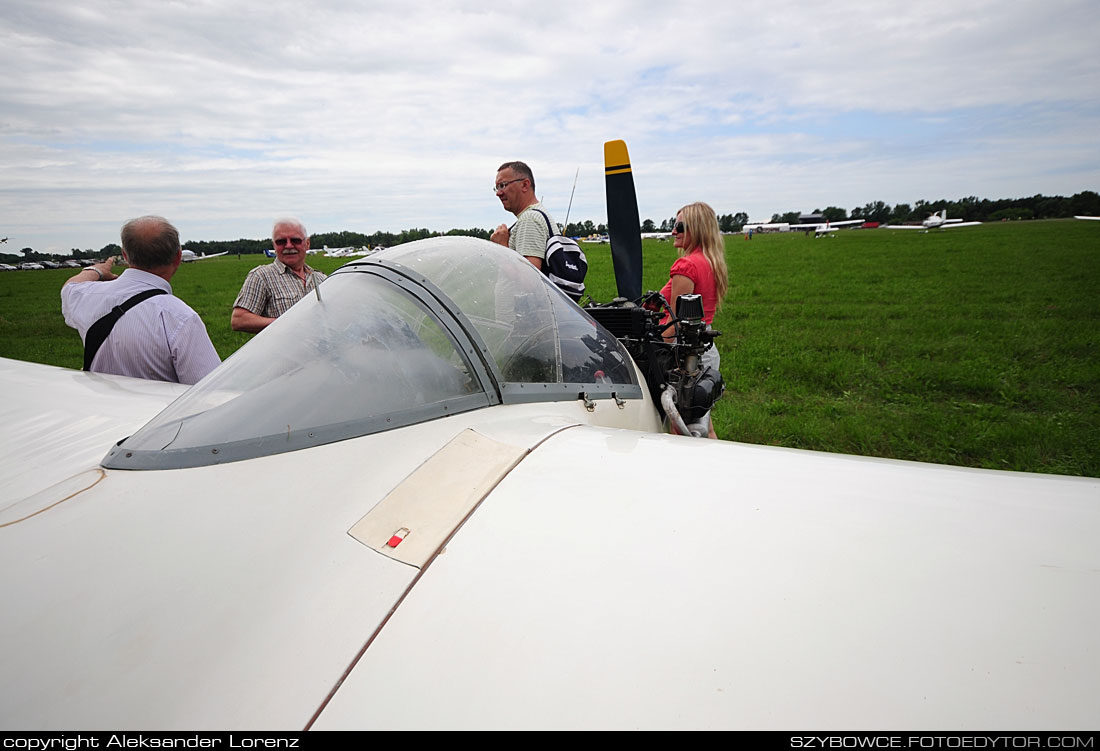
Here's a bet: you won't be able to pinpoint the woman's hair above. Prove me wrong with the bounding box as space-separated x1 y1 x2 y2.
678 201 729 301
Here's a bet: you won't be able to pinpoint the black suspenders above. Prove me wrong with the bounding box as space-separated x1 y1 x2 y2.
82 288 168 371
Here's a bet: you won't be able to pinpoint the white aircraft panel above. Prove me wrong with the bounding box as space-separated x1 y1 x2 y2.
0 451 418 729
0 399 650 730
349 429 529 567
315 428 1100 730
0 358 185 507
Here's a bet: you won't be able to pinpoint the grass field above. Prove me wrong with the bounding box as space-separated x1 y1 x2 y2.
2 220 1097 477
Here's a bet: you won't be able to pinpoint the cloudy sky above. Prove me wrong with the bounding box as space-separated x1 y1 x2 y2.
2 0 1098 253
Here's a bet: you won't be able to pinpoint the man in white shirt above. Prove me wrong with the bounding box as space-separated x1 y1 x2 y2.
61 215 221 385
490 161 557 271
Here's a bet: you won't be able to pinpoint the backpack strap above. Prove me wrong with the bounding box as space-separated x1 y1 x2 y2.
82 288 168 371
533 209 556 275
533 208 556 238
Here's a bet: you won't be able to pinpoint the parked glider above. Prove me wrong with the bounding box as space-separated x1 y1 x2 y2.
181 249 228 262
742 218 863 236
0 142 1097 731
888 210 981 231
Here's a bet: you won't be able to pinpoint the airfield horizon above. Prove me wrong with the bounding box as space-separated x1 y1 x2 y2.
1 219 1096 478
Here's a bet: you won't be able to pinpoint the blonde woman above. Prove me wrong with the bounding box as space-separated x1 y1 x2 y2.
661 201 729 438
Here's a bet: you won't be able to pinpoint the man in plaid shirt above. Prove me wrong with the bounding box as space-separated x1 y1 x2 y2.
231 217 327 334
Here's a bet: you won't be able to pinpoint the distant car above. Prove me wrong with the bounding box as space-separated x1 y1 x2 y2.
62 260 83 268
18 262 44 270
0 264 17 271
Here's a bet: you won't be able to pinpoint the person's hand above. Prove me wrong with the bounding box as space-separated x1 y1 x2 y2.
489 224 510 246
93 257 119 281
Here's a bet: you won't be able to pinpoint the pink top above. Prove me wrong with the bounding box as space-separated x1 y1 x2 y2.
660 248 719 324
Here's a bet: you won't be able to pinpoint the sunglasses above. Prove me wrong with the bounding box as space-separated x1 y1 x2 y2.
673 221 686 233
274 237 304 247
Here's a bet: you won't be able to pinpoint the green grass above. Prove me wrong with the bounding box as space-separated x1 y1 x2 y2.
2 220 1098 477
0 254 352 365
715 221 1098 476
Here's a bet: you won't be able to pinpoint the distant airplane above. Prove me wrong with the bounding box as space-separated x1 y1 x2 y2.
742 219 863 236
181 250 228 262
323 246 381 258
640 232 672 240
888 210 981 231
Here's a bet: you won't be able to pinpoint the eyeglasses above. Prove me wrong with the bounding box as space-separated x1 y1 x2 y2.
672 221 686 233
493 178 526 193
274 237 304 247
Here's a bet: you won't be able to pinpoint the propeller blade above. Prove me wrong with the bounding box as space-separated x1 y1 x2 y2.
604 140 643 301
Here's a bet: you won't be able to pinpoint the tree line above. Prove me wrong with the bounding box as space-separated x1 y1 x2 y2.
604 190 1099 235
638 213 751 234
769 191 1100 225
5 191 1096 262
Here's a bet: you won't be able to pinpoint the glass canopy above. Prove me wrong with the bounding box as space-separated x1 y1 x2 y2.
103 237 640 469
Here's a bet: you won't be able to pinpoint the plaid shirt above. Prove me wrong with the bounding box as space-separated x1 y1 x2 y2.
233 259 327 319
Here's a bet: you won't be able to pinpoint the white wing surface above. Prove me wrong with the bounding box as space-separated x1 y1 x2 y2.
314 426 1100 730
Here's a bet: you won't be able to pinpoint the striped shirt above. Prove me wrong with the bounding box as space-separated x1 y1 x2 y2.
509 202 556 262
233 259 327 319
61 268 221 385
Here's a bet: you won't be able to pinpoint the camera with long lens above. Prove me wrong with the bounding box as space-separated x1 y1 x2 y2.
585 292 724 435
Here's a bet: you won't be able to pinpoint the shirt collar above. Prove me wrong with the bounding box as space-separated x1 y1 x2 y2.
119 267 172 293
272 257 312 275
516 201 543 218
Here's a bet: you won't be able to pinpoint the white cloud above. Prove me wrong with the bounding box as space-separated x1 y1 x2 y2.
0 0 1097 251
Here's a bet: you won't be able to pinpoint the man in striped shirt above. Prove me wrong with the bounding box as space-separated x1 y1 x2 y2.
490 161 557 271
61 216 221 385
231 217 327 333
